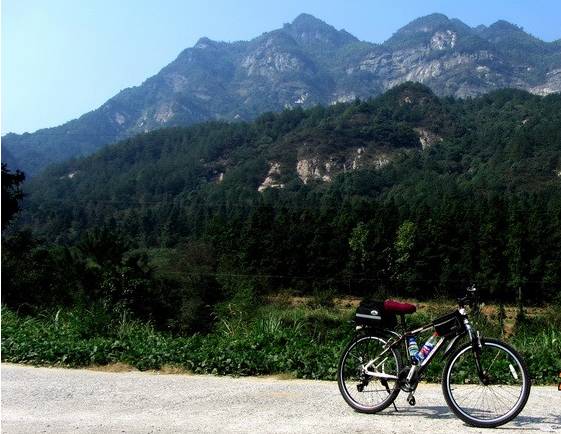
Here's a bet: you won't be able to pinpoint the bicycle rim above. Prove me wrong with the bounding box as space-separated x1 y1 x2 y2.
339 335 400 412
445 340 529 425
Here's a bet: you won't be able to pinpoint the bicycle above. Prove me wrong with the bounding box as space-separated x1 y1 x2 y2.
337 286 531 428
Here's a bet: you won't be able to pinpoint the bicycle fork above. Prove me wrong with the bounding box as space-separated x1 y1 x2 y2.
466 321 488 384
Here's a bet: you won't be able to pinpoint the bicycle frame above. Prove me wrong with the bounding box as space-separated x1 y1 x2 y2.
361 306 479 384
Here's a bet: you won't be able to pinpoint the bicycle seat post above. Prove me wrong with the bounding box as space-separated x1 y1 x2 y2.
399 314 406 329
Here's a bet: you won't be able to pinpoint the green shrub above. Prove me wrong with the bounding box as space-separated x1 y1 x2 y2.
1 303 558 384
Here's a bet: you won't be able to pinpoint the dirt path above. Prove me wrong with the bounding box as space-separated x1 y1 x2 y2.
2 364 560 433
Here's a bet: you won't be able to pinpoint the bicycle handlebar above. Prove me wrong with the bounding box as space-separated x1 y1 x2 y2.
458 285 478 310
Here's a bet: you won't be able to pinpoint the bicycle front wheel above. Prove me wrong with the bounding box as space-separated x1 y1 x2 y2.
442 338 531 428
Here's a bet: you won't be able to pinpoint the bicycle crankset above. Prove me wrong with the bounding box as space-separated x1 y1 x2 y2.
398 366 418 392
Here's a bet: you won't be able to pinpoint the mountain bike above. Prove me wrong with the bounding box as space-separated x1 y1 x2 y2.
337 286 531 428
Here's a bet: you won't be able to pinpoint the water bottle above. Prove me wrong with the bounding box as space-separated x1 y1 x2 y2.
407 337 419 364
416 332 439 362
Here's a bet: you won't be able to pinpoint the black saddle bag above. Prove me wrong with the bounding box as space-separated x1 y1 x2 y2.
355 300 397 329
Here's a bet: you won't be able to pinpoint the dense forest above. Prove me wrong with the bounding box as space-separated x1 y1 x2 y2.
3 83 561 332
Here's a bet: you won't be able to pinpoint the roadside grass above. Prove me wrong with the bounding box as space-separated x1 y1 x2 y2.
1 299 559 384
87 362 138 373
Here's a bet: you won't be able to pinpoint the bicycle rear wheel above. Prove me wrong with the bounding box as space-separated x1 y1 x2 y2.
337 333 402 413
442 338 531 428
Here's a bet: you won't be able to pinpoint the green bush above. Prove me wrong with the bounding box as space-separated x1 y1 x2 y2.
511 312 561 384
1 304 558 384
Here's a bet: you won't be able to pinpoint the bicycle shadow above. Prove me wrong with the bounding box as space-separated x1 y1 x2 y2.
376 405 559 430
383 405 456 420
504 414 561 431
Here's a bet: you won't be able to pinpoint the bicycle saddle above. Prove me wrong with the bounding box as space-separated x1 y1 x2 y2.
384 300 416 314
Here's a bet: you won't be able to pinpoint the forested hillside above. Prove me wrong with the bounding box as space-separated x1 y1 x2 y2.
4 83 559 321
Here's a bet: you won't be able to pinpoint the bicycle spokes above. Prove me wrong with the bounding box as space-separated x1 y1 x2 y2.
445 341 528 423
338 335 401 412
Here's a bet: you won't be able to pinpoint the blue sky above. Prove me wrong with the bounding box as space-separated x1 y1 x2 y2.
2 0 560 135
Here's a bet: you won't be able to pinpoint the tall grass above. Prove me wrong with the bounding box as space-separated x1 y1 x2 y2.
1 303 559 384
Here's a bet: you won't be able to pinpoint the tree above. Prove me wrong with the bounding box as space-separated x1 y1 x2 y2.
1 163 25 230
505 199 527 315
348 222 369 270
393 221 417 294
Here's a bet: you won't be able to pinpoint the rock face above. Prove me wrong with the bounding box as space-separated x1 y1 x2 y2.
290 147 394 188
414 128 442 149
530 69 561 95
431 30 457 50
258 162 284 192
4 12 561 175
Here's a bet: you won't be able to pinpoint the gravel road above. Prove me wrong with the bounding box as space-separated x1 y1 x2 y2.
2 364 560 433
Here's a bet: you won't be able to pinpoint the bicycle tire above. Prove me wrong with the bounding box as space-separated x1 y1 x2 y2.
442 338 531 428
337 333 402 413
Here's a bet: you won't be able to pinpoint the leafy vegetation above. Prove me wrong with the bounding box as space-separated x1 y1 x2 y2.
2 302 559 384
1 163 25 229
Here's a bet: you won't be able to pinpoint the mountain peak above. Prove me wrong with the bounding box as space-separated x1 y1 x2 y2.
478 19 543 47
489 19 524 32
283 13 358 48
194 37 215 48
402 13 452 32
291 13 328 28
384 13 473 49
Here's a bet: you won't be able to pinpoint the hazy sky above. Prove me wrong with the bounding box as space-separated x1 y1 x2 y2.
2 0 561 135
